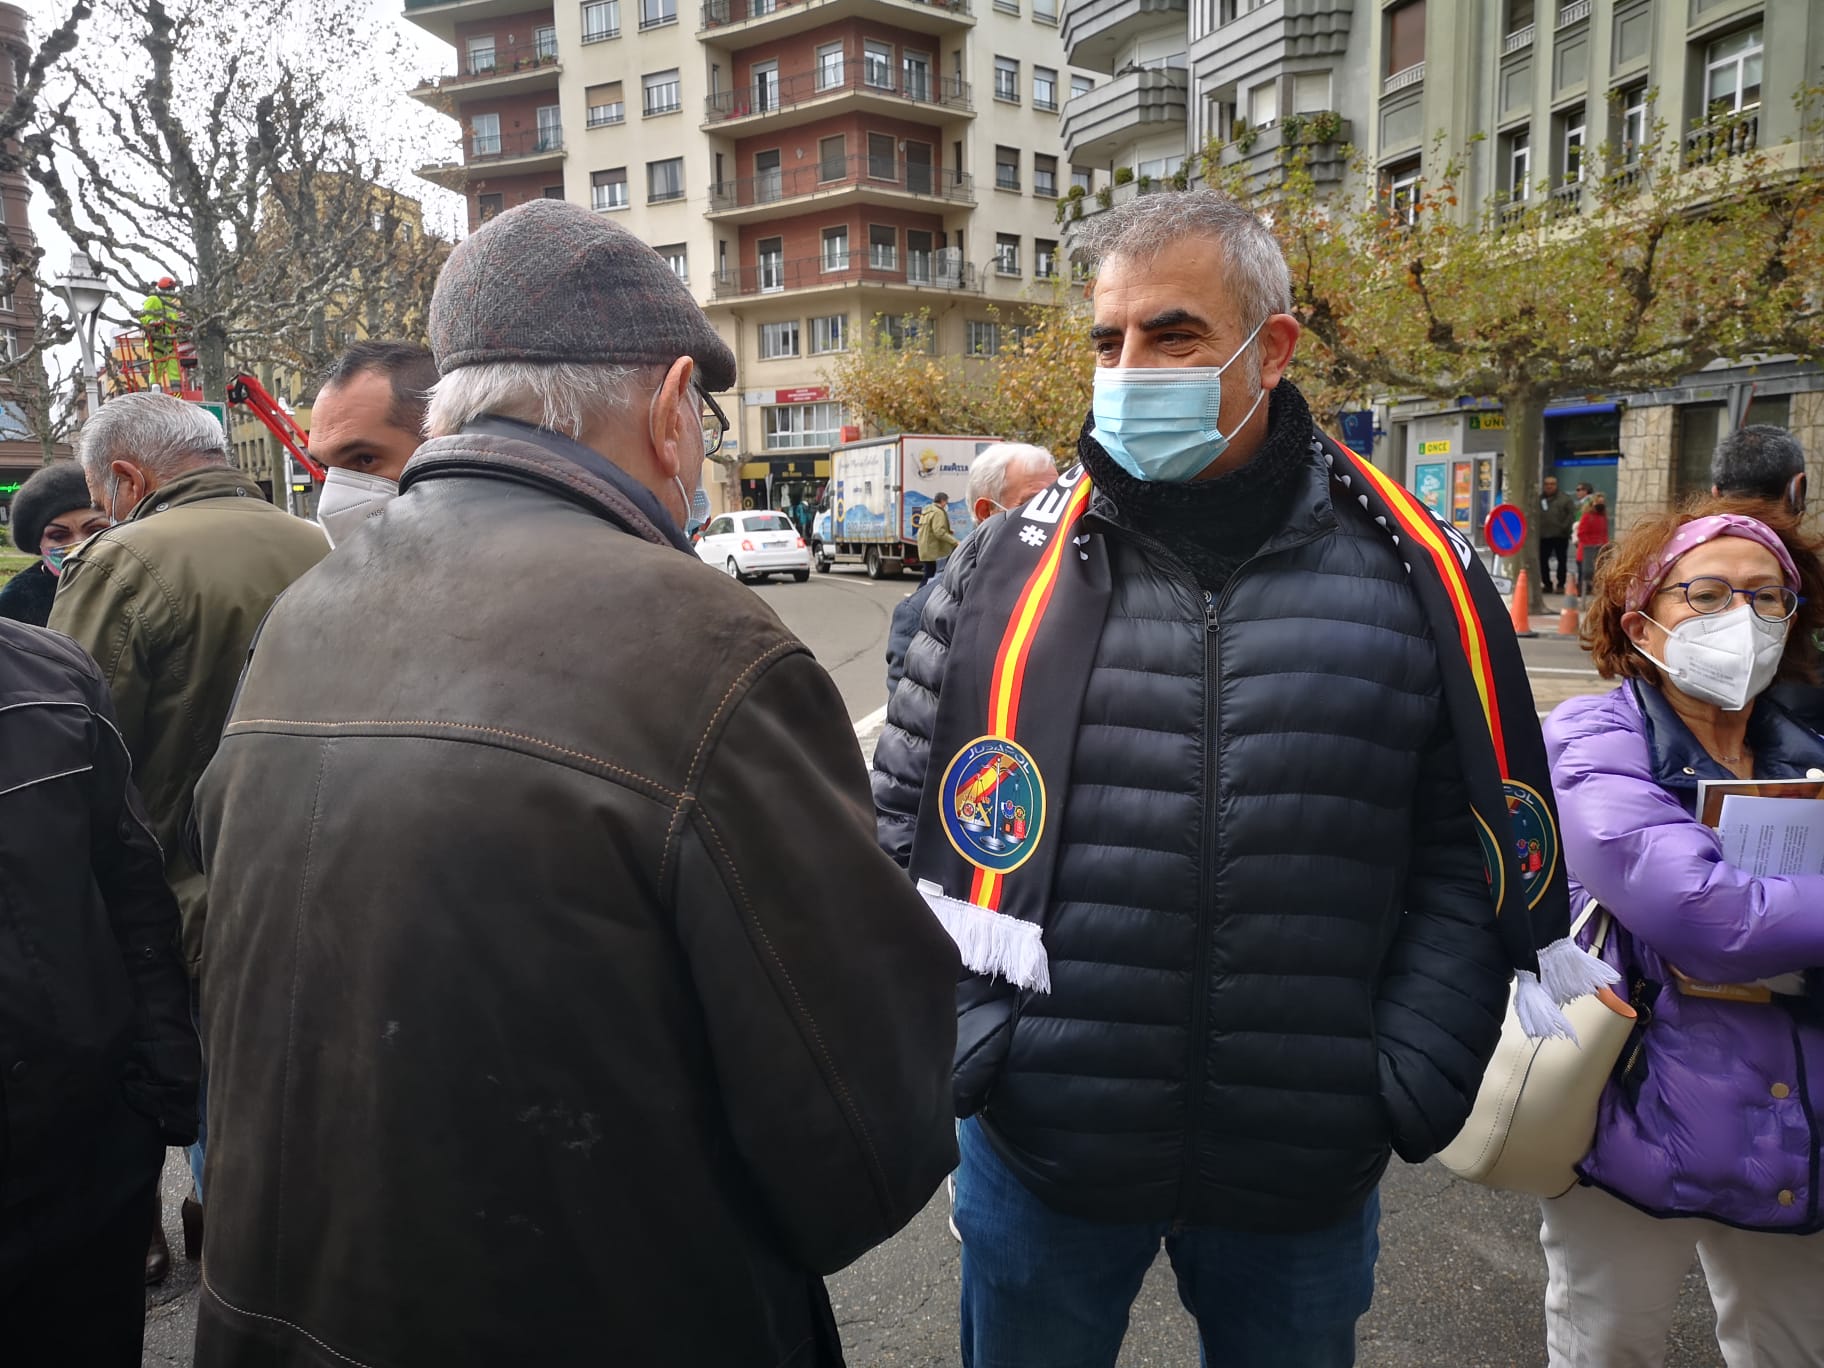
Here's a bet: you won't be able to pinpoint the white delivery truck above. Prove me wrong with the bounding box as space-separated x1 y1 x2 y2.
812 434 996 578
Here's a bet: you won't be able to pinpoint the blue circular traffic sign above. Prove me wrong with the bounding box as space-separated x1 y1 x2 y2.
1485 502 1527 556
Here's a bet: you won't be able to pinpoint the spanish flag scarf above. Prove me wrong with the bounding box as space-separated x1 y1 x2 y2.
909 429 1609 1039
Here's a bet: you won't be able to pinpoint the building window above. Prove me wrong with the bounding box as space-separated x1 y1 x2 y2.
1502 128 1530 201
1247 80 1278 128
1033 66 1057 112
582 0 620 40
995 56 1019 103
881 314 926 351
867 133 896 180
591 168 628 210
869 225 897 271
535 105 562 151
1704 26 1762 118
542 185 563 199
996 145 1019 191
1035 238 1058 278
864 41 893 90
1384 156 1421 224
1386 0 1425 77
647 157 685 202
967 320 1000 355
465 34 496 74
764 402 845 451
811 314 848 353
476 192 504 221
754 149 782 201
1138 154 1182 181
1292 71 1330 113
638 0 676 28
751 60 780 112
1071 164 1093 192
1033 0 1057 22
906 230 935 282
1504 0 1532 34
822 225 850 271
471 112 501 157
1033 153 1058 197
903 51 933 102
1070 74 1093 99
994 0 1018 14
587 82 625 126
1617 83 1648 165
534 24 557 58
759 320 801 359
657 243 688 281
819 135 847 182
643 69 681 116
817 42 845 91
1558 108 1585 183
994 233 1019 275
758 237 785 292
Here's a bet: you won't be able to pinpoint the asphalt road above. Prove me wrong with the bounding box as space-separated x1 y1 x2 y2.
142 569 1726 1368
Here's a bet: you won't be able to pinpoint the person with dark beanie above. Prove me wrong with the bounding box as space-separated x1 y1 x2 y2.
876 192 1540 1368
0 462 109 627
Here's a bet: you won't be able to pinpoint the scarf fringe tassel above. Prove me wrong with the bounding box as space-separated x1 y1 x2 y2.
1514 936 1625 1043
917 881 1051 994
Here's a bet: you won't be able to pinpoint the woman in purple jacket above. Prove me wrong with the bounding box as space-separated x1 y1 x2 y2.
1542 499 1824 1367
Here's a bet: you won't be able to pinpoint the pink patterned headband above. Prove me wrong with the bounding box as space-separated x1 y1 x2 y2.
1626 514 1801 613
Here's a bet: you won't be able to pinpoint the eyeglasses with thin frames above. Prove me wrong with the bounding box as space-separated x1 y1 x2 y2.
1657 577 1803 623
697 386 729 460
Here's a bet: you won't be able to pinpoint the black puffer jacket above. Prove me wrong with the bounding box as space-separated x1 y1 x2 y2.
873 420 1510 1234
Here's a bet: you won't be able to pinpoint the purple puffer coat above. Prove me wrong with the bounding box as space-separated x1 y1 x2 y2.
1545 680 1824 1232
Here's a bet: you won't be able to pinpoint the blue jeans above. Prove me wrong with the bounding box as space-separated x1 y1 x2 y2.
955 1118 1379 1368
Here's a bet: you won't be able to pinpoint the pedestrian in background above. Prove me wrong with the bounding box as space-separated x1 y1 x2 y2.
0 619 198 1359
1539 474 1578 594
886 441 1057 700
876 191 1576 1368
190 200 957 1368
0 462 109 627
1544 501 1824 1366
1712 423 1807 517
48 390 327 1267
918 488 958 580
307 340 438 547
1574 493 1608 596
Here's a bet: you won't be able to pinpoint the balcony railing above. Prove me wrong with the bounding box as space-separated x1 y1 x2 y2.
1501 24 1534 54
1548 179 1584 215
1556 0 1590 27
705 68 970 121
1384 61 1424 95
414 40 559 96
1685 110 1759 166
711 253 978 299
701 0 970 26
709 153 973 211
587 104 626 127
468 128 565 163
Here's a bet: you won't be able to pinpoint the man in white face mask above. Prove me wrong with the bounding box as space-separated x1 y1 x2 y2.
309 341 440 547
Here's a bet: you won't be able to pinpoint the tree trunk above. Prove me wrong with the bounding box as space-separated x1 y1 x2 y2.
1502 392 1548 614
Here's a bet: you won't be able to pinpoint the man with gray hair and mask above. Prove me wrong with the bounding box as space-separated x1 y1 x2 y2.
50 390 326 1271
189 199 958 1368
886 441 1058 699
875 191 1535 1367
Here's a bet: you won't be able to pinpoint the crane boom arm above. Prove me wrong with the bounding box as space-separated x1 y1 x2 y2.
225 373 325 481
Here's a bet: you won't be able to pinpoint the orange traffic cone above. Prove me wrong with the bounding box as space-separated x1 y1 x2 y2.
1556 591 1580 637
1509 568 1538 638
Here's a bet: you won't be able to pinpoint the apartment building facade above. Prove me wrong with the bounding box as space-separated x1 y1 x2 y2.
407 0 1097 513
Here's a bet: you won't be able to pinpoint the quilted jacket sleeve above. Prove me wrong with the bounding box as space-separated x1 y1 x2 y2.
1547 692 1824 983
1375 713 1511 1163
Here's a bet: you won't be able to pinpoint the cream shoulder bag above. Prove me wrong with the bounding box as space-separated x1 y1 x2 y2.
1436 900 1639 1198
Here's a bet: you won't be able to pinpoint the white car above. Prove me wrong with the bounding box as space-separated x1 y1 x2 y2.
696 510 813 583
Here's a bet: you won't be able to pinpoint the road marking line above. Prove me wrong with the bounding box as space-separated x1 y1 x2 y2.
853 703 888 739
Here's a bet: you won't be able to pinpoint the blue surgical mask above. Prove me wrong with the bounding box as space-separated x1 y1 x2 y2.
676 476 712 538
1090 318 1269 482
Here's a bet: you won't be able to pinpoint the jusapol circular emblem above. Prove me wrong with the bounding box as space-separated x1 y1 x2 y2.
1475 779 1560 911
939 736 1046 875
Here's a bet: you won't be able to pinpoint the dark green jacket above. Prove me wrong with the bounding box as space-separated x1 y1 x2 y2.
1538 488 1579 540
48 466 327 967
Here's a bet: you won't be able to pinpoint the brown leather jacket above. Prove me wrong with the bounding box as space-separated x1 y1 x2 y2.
192 419 959 1368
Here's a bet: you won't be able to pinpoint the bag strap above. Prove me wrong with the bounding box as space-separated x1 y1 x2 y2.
1569 897 1613 955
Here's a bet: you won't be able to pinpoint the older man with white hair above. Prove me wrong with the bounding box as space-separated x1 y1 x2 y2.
874 192 1558 1367
885 441 1058 699
188 199 958 1368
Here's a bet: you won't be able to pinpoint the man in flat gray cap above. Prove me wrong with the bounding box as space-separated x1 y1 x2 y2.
189 199 959 1368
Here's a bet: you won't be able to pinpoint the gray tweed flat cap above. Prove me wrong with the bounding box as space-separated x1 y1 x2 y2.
430 199 736 392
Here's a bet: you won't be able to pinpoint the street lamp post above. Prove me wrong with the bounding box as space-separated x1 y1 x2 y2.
57 251 109 425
